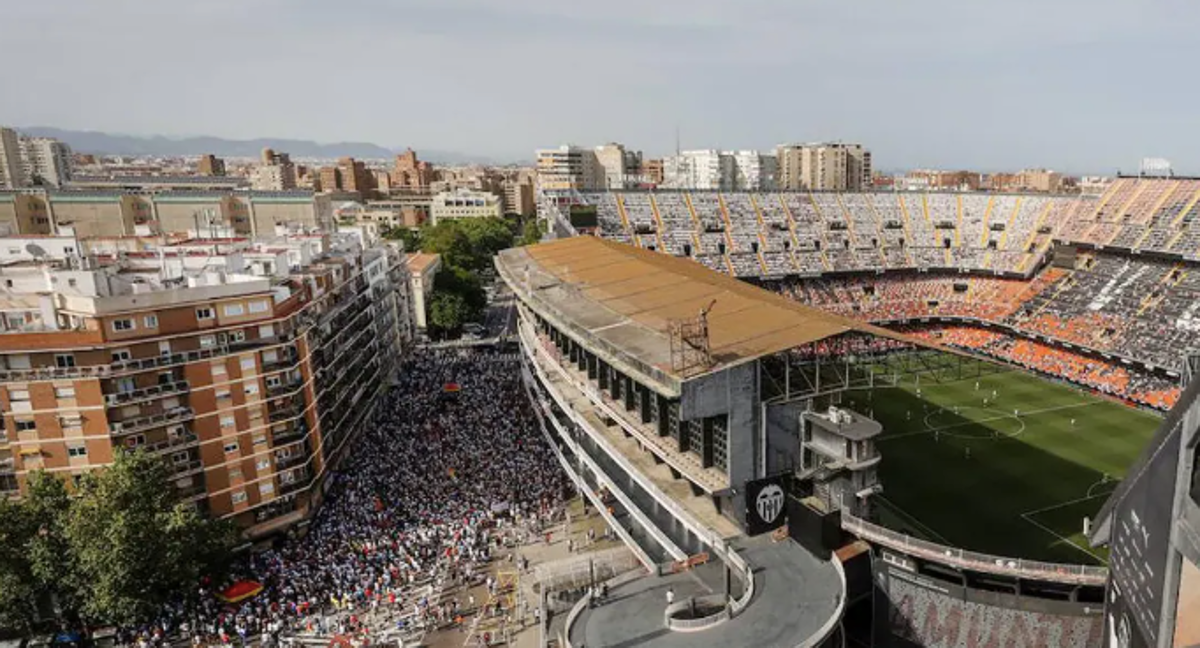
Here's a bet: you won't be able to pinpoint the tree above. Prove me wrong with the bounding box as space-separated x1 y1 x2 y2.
420 222 476 270
518 218 546 247
382 226 421 253
24 472 77 627
65 452 236 627
433 266 485 317
459 218 517 264
428 291 471 334
0 497 39 635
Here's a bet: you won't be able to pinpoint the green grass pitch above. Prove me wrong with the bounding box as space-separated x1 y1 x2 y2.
842 360 1161 566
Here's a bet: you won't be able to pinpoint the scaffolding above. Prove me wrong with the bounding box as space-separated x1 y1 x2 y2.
669 300 716 378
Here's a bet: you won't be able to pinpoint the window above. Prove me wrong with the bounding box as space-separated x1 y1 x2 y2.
196 307 214 320
224 304 245 317
259 482 275 496
55 354 76 368
265 375 282 388
256 457 271 471
116 377 136 393
159 341 171 356
223 441 239 454
68 278 77 288
259 324 275 338
240 357 256 371
211 362 227 376
112 319 134 332
143 315 158 328
228 467 244 481
244 384 259 396
171 451 190 466
231 490 247 504
215 389 231 400
229 330 246 343
67 445 88 458
220 415 236 428
253 434 267 446
111 349 131 362
9 389 29 402
54 386 76 399
248 301 269 314
199 335 217 349
15 419 36 432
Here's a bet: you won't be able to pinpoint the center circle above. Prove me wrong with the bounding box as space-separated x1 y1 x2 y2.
921 405 1026 440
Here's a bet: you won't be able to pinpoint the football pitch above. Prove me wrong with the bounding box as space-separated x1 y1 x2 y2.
841 359 1161 566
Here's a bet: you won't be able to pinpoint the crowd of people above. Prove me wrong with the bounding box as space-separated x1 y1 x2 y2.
903 325 1182 410
778 252 1197 410
130 347 569 647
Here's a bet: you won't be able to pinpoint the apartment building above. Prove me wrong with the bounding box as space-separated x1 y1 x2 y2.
535 145 606 192
429 189 502 224
251 149 298 191
662 150 735 190
0 128 23 189
0 234 414 536
197 155 226 177
391 149 434 192
775 142 872 191
19 137 73 188
502 175 535 217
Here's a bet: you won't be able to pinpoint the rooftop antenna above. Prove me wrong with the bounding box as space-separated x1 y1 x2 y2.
675 125 681 156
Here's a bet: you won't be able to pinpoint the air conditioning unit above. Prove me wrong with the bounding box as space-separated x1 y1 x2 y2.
110 422 124 433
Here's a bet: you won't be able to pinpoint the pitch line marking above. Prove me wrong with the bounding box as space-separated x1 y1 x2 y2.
1019 511 1107 563
1020 490 1113 517
878 401 1101 441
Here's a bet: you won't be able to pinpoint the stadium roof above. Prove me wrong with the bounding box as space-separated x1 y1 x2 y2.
498 236 921 383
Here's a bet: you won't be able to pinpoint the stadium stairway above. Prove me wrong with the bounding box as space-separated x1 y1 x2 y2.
717 194 737 252
648 195 667 250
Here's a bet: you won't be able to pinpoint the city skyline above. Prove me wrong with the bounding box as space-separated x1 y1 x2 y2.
2 0 1198 174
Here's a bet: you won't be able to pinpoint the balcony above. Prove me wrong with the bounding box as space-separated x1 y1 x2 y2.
167 457 203 478
0 364 112 382
266 378 303 397
141 432 200 455
110 406 195 436
109 347 230 375
272 423 309 445
268 398 305 423
105 380 189 407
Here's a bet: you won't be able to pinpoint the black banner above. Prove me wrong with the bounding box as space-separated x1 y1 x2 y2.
744 475 787 536
1104 419 1183 648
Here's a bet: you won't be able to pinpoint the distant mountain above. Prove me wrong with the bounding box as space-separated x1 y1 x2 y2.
18 127 498 165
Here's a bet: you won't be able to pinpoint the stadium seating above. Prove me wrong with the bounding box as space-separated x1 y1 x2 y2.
558 178 1200 410
887 576 1103 648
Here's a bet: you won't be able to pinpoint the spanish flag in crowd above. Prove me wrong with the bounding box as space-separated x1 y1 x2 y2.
443 382 461 393
216 580 263 603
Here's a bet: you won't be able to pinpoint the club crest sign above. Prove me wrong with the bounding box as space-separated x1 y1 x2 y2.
744 475 788 536
756 484 784 525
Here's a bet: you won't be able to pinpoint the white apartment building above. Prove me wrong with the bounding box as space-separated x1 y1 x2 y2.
535 145 605 191
662 150 736 190
0 128 23 189
19 137 73 188
429 189 502 224
730 151 777 191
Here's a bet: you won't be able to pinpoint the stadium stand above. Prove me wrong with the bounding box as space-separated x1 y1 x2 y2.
886 574 1103 648
554 178 1200 411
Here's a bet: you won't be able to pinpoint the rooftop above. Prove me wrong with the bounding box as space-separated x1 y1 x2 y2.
497 236 914 382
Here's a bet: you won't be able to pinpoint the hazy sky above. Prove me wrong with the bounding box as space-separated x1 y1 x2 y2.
2 0 1196 172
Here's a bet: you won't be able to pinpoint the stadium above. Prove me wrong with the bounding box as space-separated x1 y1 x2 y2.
516 176 1200 647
